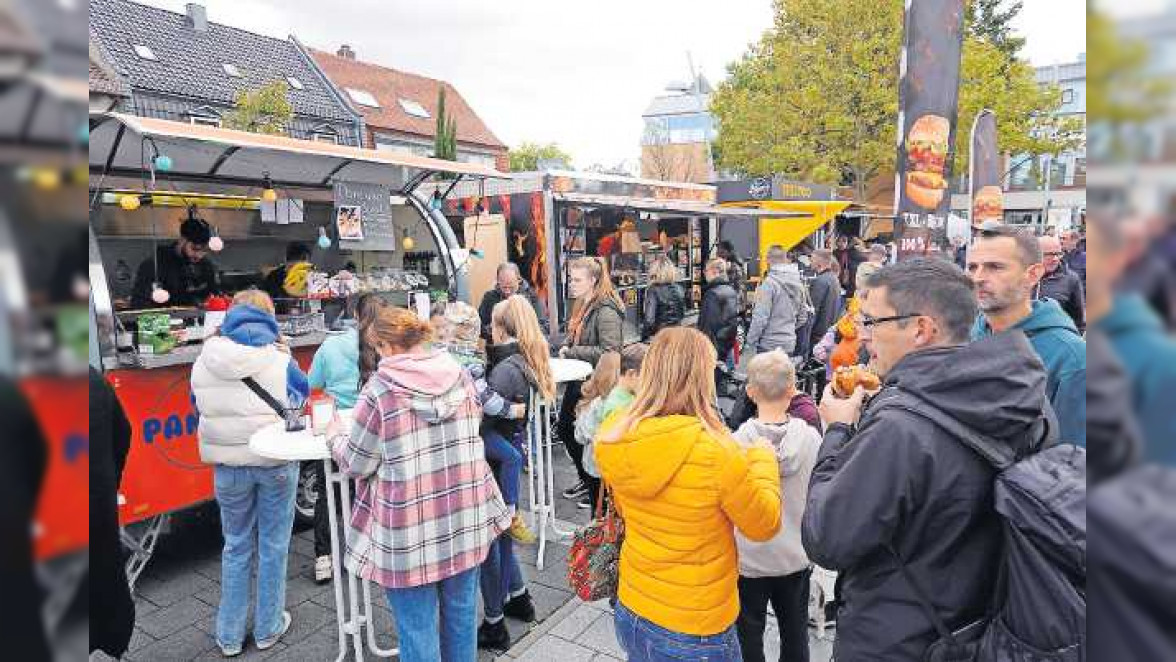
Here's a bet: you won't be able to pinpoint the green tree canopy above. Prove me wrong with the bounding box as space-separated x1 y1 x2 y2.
711 0 1080 202
508 142 573 172
223 82 292 135
965 0 1025 59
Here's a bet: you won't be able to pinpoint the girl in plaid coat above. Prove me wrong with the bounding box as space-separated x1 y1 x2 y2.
329 306 510 662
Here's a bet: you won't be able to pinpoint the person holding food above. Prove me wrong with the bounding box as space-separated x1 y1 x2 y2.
802 258 1055 661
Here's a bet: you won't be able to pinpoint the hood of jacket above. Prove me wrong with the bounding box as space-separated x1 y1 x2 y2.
221 304 280 347
488 340 522 366
884 332 1049 446
737 417 811 477
199 335 282 381
377 349 465 423
972 298 1080 341
598 415 705 499
766 263 797 284
1015 299 1080 337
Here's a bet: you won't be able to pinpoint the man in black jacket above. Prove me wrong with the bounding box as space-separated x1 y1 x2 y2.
1038 235 1086 331
131 213 220 308
802 259 1054 661
807 249 841 356
478 262 549 341
697 257 740 358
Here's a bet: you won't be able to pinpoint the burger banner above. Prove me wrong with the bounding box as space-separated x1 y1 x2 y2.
893 0 966 260
969 109 1003 228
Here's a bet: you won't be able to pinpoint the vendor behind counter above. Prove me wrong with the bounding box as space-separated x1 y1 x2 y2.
130 214 220 308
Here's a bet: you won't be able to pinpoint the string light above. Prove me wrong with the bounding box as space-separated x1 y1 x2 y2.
261 173 277 202
119 193 142 211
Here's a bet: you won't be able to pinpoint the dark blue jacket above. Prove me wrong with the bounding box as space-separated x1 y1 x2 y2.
972 300 1086 446
1095 294 1176 465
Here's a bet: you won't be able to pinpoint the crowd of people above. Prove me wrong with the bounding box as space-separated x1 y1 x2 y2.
87 216 1152 662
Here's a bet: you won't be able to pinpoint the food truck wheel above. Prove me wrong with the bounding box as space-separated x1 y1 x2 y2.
294 461 318 527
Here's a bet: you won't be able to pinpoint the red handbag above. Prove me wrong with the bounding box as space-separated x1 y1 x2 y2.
567 484 624 602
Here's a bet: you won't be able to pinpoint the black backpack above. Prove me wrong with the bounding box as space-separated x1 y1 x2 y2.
877 389 1086 662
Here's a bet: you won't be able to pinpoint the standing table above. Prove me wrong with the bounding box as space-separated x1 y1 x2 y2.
526 358 593 570
250 413 396 662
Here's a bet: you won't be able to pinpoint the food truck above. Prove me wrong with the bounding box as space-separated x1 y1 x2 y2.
423 170 788 341
87 112 508 583
715 175 851 281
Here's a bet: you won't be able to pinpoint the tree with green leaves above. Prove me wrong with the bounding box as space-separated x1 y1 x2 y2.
223 82 292 135
965 0 1025 59
710 0 1081 203
507 142 573 172
434 88 458 161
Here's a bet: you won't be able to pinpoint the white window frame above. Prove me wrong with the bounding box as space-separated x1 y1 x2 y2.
222 63 243 78
397 98 430 119
345 87 380 108
311 132 338 144
132 44 157 61
1061 88 1075 104
286 76 304 90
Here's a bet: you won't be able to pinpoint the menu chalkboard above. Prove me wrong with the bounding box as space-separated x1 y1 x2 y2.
335 180 396 252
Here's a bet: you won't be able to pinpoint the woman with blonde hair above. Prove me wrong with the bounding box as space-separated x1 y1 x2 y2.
476 294 554 650
596 327 782 662
191 289 308 656
329 306 510 662
642 256 685 340
556 256 624 504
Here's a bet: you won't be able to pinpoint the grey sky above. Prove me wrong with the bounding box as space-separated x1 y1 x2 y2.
134 0 1086 170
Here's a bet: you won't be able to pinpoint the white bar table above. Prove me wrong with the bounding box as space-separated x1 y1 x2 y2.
250 413 396 662
526 358 593 570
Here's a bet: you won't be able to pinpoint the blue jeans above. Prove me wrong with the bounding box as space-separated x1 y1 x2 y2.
385 567 479 662
213 463 298 649
480 533 526 621
613 600 742 662
483 429 522 507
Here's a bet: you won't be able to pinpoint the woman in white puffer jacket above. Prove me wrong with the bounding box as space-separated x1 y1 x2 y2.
191 290 308 657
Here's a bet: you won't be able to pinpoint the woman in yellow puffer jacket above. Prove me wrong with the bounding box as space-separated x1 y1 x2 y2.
595 327 781 661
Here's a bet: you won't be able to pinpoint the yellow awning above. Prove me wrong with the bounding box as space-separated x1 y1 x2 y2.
720 199 851 252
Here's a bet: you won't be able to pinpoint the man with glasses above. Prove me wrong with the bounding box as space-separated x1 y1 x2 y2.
131 213 220 308
1037 235 1085 331
968 224 1086 446
802 258 1054 661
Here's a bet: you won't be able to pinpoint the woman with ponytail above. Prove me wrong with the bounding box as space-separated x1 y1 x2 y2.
555 256 624 505
476 295 555 650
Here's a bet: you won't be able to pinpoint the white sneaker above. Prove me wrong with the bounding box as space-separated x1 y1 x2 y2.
314 555 332 584
256 611 292 651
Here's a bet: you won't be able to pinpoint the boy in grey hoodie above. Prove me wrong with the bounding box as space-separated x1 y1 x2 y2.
732 350 821 662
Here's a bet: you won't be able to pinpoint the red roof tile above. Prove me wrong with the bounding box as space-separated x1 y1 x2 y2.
310 48 505 151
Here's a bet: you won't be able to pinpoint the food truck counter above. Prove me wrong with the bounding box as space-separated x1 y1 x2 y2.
118 329 331 369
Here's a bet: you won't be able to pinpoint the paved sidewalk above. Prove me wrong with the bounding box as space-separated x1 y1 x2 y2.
499 596 836 662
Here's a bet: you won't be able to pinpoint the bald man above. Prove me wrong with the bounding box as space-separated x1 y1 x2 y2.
1038 235 1086 331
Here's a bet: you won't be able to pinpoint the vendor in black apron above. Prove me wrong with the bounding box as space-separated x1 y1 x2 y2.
131 213 220 308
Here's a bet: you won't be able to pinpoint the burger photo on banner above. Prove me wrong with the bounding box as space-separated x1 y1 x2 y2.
892 0 966 260
904 114 950 210
972 185 1003 225
969 109 1003 227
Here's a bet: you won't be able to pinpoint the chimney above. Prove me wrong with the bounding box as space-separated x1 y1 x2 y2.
337 44 355 60
185 3 208 31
